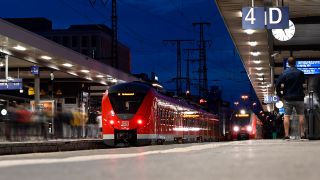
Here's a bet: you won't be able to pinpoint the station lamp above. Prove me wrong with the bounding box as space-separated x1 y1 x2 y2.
1 109 7 116
241 95 249 100
62 63 73 67
250 51 261 56
253 60 261 64
244 29 255 35
240 109 246 115
81 70 90 73
41 55 52 60
13 45 27 51
248 41 257 46
275 101 284 109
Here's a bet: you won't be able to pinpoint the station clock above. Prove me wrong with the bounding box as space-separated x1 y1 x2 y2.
272 20 295 41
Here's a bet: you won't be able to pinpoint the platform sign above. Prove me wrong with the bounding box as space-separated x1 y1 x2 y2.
242 7 289 30
266 7 289 29
31 65 39 75
0 78 22 90
264 95 279 104
242 7 265 29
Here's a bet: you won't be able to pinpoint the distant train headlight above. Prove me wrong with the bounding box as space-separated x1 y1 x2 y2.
233 126 240 132
109 120 115 125
137 119 143 125
246 125 253 132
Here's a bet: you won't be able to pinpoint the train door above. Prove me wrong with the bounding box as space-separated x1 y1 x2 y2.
155 101 160 139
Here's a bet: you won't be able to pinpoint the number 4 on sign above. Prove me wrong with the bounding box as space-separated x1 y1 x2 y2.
245 8 256 25
242 7 265 29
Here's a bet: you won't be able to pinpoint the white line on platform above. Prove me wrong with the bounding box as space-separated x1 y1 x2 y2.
0 142 236 168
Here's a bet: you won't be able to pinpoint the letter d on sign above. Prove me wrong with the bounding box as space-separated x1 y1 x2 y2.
266 7 289 29
269 8 282 24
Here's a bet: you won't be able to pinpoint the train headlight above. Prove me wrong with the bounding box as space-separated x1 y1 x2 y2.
109 120 115 125
246 125 253 132
137 119 143 125
233 126 240 132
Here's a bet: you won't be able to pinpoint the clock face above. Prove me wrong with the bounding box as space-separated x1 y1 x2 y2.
272 20 295 41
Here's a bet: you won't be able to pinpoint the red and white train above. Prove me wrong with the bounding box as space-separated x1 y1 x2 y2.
102 82 219 146
231 110 263 140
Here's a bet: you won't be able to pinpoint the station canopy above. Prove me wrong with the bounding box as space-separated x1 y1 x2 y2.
0 18 137 91
215 0 320 111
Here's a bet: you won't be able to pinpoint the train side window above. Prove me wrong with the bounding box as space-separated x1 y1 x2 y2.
160 109 164 124
166 110 169 124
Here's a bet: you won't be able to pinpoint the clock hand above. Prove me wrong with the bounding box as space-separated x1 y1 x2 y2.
283 29 287 36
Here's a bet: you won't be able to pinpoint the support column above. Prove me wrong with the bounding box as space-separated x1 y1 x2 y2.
5 55 8 80
270 66 275 112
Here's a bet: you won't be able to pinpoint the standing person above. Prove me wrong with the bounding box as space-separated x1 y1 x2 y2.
276 56 305 139
96 111 102 138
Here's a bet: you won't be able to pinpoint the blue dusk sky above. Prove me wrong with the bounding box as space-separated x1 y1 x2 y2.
0 0 255 103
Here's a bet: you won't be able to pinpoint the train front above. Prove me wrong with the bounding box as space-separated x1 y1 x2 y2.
101 82 153 146
231 110 254 140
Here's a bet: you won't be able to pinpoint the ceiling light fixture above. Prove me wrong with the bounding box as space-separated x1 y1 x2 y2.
100 81 107 85
248 41 258 46
96 75 104 78
111 79 118 83
85 77 93 81
81 70 90 73
244 29 255 35
251 51 261 56
13 45 26 51
253 60 261 64
256 67 263 71
256 73 264 76
40 55 52 60
48 65 60 70
62 63 73 67
67 71 78 76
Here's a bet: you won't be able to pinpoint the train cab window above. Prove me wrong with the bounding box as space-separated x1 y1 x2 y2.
234 117 250 126
108 93 146 115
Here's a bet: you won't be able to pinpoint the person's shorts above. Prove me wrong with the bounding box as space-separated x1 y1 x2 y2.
283 100 304 116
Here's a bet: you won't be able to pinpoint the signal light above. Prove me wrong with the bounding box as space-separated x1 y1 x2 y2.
137 119 143 125
110 120 115 125
199 98 207 104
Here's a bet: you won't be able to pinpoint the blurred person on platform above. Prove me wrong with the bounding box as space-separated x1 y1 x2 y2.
276 56 305 140
96 111 102 138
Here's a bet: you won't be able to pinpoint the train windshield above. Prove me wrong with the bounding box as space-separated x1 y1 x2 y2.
108 92 146 115
233 117 251 126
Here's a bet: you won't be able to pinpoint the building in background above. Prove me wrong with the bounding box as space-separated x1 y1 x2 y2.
5 18 131 73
